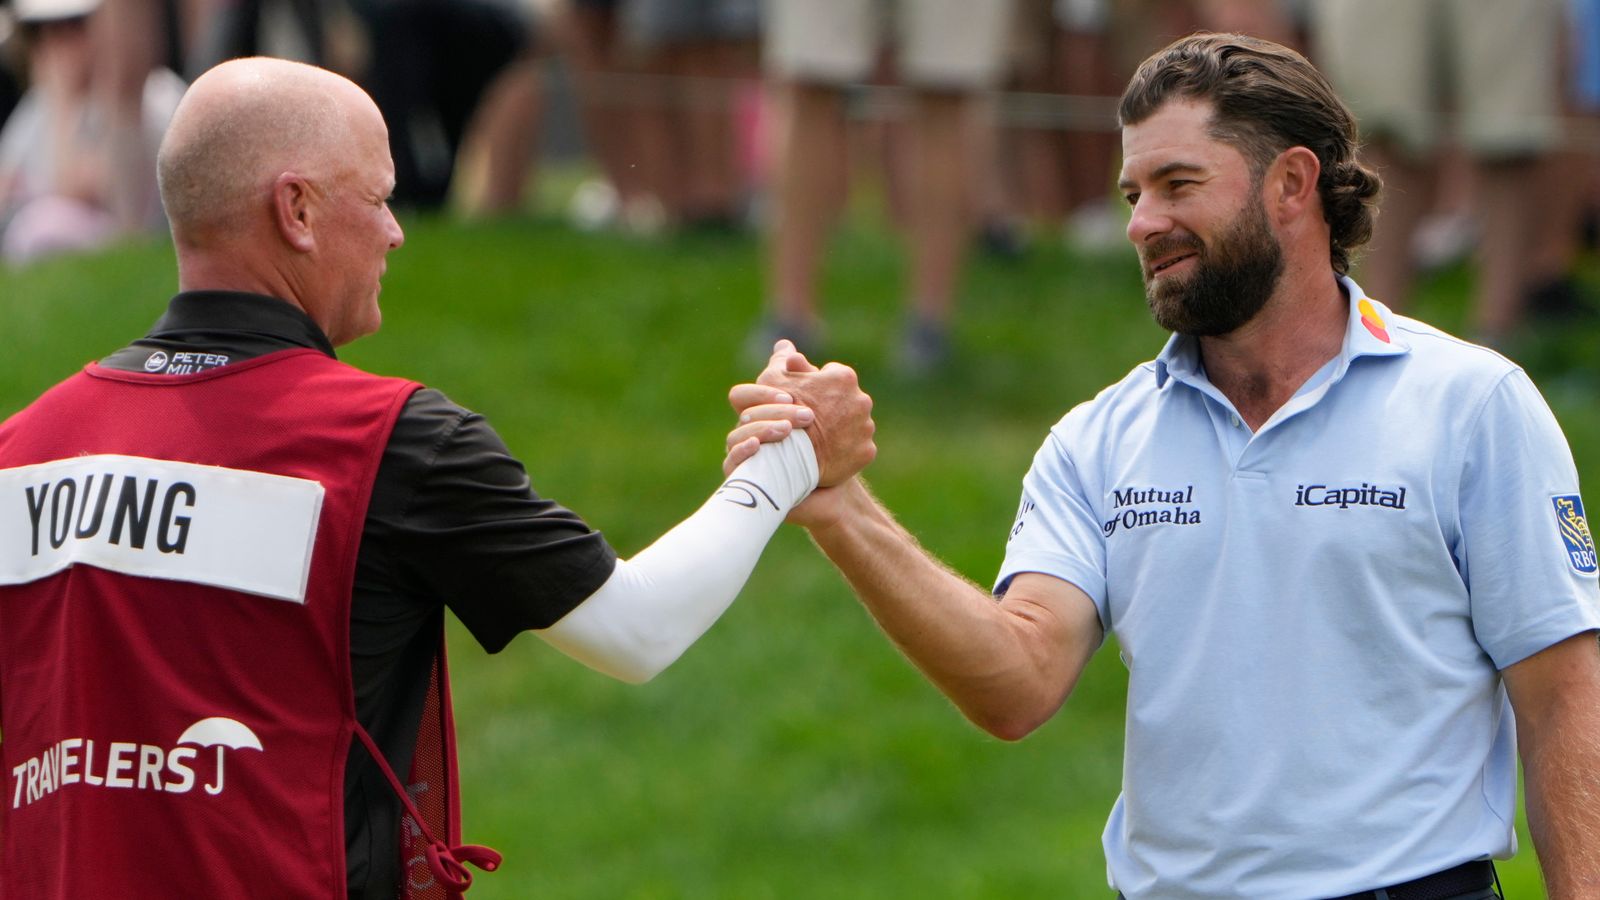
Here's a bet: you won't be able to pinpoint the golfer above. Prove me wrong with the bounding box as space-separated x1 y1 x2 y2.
729 33 1600 899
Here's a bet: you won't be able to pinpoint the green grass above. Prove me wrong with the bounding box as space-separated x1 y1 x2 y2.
3 216 1596 898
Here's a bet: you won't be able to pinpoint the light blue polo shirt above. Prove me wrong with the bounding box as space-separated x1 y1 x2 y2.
996 276 1600 899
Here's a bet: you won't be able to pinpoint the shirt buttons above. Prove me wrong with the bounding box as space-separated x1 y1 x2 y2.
1230 413 1241 428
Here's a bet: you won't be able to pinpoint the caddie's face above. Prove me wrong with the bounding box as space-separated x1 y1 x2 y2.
1118 98 1285 336
316 100 404 347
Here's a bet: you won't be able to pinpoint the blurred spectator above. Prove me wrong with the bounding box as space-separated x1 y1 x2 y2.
978 1 1081 256
1193 0 1299 46
351 0 539 210
0 0 182 264
1575 0 1600 112
1107 0 1203 62
88 0 173 231
1312 0 1566 344
987 0 1301 259
987 0 1123 254
552 0 665 232
970 90 1029 260
453 40 545 216
0 8 23 125
1515 0 1600 324
758 0 1015 376
1570 0 1600 251
1405 145 1477 274
1052 0 1125 252
184 0 328 75
622 0 760 229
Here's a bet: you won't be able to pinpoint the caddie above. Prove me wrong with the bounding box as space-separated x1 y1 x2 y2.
0 56 874 898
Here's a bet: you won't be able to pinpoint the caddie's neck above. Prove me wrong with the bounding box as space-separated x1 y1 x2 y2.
174 242 326 336
177 248 273 296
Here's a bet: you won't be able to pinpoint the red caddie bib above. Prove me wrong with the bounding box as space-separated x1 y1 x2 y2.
0 349 483 898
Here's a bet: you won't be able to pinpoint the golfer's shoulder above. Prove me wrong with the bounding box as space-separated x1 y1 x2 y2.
1386 313 1525 393
1066 358 1165 424
1034 359 1165 464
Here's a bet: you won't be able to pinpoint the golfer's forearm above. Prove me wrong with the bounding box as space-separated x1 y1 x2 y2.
1523 709 1600 896
806 480 1067 738
539 432 817 683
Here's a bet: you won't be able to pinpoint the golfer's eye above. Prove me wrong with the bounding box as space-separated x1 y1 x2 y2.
1167 179 1194 193
1123 192 1140 207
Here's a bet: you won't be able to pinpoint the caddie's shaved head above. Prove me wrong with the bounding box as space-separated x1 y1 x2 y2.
159 56 404 346
158 57 369 244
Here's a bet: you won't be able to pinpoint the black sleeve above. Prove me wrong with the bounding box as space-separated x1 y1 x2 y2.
347 389 617 899
360 387 619 654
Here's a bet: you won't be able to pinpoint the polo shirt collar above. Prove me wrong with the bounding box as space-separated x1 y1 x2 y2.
149 290 337 357
1152 273 1409 390
1153 331 1198 389
1338 275 1410 359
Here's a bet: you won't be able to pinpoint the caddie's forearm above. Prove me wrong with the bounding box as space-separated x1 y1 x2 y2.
538 431 817 683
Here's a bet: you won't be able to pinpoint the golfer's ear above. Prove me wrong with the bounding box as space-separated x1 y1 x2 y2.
1267 146 1320 224
273 172 316 253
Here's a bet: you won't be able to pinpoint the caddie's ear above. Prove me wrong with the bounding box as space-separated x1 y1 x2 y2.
1266 146 1321 225
272 172 317 253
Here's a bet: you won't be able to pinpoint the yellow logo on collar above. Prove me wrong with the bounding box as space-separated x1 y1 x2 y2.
1358 298 1390 343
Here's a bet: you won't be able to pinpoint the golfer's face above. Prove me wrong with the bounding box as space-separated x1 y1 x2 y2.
1118 98 1258 285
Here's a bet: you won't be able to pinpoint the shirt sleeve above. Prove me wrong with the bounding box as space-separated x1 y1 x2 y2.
537 432 818 683
994 427 1111 632
1456 369 1600 669
362 388 619 654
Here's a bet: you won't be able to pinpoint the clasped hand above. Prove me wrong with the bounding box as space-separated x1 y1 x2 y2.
724 341 875 516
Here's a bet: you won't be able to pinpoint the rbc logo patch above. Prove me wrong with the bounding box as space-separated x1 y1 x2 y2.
1552 495 1598 574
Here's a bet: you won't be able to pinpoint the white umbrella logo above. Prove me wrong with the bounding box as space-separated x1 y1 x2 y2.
177 717 264 796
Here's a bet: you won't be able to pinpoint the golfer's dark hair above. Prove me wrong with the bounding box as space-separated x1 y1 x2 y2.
1119 32 1380 275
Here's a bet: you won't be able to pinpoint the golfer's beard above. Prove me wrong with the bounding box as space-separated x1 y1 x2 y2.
1143 201 1285 337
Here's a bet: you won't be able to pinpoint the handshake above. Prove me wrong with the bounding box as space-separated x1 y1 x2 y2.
722 340 877 519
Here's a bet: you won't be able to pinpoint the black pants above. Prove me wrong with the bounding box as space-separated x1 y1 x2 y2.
1331 883 1491 890
1115 886 1500 900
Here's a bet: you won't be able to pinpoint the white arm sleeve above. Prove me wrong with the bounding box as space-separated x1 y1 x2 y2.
537 431 817 683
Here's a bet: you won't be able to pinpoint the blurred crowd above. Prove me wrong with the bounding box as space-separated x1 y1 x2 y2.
1 0 1596 365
